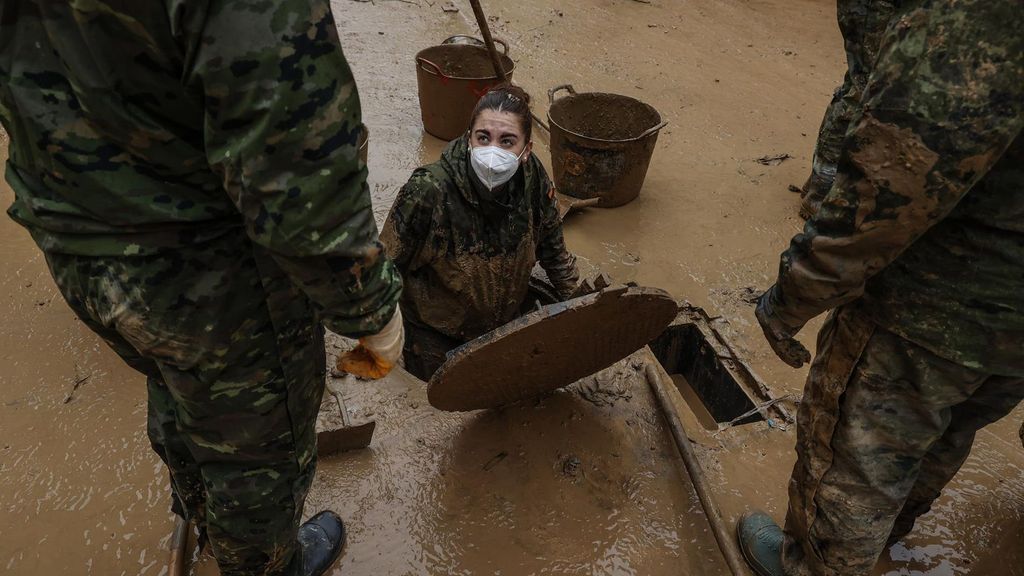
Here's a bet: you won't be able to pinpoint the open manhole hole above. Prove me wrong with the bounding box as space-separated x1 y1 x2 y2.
649 305 789 429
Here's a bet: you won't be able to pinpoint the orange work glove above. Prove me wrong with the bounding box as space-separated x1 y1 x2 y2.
336 308 405 379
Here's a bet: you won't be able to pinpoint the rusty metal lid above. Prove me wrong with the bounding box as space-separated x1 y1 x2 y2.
427 285 678 411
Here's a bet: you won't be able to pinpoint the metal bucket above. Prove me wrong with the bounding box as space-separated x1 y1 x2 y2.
547 85 667 207
415 36 515 141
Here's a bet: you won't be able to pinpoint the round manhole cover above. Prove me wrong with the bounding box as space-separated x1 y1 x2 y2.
427 286 678 411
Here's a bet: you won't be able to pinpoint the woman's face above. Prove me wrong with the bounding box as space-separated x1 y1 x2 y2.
470 109 531 163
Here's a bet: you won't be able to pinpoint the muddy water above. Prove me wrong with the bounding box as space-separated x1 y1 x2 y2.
3 0 1024 574
0 135 173 574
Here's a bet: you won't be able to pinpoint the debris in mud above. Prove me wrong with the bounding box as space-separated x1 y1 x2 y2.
63 368 91 404
577 361 635 407
787 184 803 194
561 454 582 478
441 2 458 12
755 153 793 166
483 451 508 471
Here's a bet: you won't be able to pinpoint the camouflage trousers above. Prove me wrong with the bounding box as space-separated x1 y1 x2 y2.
401 316 462 381
800 0 898 218
782 303 1024 575
43 232 325 576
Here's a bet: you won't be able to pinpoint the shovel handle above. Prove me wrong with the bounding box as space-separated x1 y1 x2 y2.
548 84 577 105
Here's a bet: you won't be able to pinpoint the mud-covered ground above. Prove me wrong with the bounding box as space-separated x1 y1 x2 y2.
2 0 1022 574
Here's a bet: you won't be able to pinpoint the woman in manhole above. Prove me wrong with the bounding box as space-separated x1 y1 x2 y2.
378 84 580 380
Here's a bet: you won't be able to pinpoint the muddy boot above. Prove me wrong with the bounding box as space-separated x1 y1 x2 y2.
798 170 834 221
737 511 785 576
297 510 346 576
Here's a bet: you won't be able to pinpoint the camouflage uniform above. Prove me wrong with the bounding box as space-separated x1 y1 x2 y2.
381 135 579 379
799 0 899 218
758 0 1024 573
0 2 400 574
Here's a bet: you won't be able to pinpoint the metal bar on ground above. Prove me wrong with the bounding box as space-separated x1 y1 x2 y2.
644 361 753 576
168 515 190 576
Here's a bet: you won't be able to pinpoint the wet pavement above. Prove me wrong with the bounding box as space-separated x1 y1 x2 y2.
2 0 1023 574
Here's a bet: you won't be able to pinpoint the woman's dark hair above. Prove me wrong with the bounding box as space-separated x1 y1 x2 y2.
469 83 533 141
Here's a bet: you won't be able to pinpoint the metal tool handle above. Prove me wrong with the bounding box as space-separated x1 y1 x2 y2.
548 84 577 105
326 376 354 428
416 57 448 79
636 120 669 140
168 516 190 576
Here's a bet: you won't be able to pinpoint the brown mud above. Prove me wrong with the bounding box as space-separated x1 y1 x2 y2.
2 0 1023 575
549 92 662 141
417 44 514 79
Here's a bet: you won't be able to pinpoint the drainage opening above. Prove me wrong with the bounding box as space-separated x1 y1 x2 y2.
649 322 763 428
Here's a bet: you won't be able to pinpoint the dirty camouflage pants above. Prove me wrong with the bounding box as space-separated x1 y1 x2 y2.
43 232 325 576
401 317 463 381
800 0 898 217
782 304 1024 576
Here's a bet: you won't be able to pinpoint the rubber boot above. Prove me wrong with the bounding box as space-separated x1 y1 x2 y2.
737 511 786 576
297 510 347 576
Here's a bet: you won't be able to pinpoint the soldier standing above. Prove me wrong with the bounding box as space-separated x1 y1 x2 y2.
0 1 402 575
739 0 1024 574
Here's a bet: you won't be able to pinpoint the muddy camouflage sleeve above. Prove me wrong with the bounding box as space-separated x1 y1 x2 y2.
379 168 437 275
762 0 1024 334
535 172 579 299
190 0 401 337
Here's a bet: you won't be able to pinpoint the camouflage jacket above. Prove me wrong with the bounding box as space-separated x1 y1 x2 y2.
0 0 400 337
381 135 579 341
763 0 1024 375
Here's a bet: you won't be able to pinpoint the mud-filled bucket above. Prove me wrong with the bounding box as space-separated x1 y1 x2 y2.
415 37 515 141
547 85 667 207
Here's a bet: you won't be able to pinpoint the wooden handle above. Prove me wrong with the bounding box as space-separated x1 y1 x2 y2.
467 0 508 83
644 362 753 576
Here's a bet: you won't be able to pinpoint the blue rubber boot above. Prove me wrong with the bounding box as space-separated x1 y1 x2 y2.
736 511 786 576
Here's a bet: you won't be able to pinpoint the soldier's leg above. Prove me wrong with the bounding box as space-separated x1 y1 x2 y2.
800 0 898 219
781 308 993 576
147 249 325 576
888 375 1024 544
42 252 208 528
44 242 325 575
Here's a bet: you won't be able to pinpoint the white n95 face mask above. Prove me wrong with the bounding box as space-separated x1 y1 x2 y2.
469 145 525 190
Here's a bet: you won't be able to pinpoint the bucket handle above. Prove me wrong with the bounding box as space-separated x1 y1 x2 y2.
548 84 578 105
417 57 449 79
635 121 669 140
441 35 509 55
